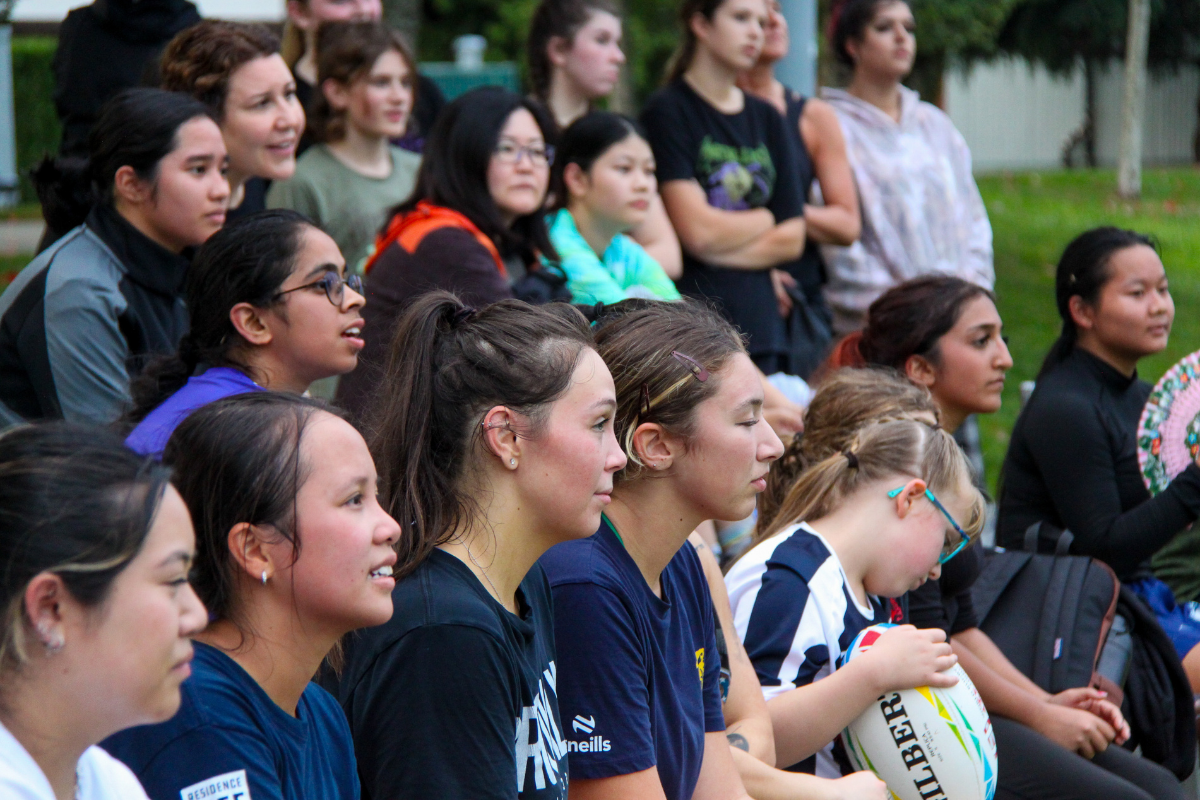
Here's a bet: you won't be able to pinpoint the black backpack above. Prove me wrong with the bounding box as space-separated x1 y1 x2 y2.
971 523 1196 779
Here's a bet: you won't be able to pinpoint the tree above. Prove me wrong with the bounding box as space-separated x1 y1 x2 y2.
996 0 1200 167
1118 0 1151 197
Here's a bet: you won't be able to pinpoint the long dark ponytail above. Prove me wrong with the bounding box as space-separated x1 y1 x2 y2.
1038 227 1157 378
127 210 316 423
31 88 214 244
369 291 593 578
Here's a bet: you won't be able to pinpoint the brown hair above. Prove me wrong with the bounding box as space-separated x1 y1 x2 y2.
757 367 939 537
161 20 281 119
309 21 416 143
665 0 727 83
527 0 621 104
591 299 746 482
761 418 985 545
828 275 996 372
369 292 594 578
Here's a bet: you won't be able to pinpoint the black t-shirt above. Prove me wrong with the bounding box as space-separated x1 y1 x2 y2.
782 88 825 299
640 80 804 362
906 542 982 636
322 549 568 800
998 348 1200 581
227 177 269 223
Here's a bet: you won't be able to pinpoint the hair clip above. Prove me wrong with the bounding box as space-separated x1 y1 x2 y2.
641 384 652 416
451 306 478 326
843 450 859 469
671 351 709 382
1067 274 1077 286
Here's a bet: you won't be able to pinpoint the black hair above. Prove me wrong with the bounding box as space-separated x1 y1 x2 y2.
550 111 646 211
389 87 559 266
1039 226 1158 377
31 88 215 235
0 423 172 671
369 291 593 578
164 391 342 627
128 210 317 424
527 0 621 104
830 0 907 68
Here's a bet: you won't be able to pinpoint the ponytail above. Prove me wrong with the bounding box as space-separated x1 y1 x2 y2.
1039 226 1156 378
759 417 983 545
665 0 725 83
31 89 213 243
527 0 620 104
369 291 594 578
127 210 314 423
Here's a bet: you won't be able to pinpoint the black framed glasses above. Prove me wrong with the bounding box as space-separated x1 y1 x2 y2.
275 272 363 306
887 484 970 564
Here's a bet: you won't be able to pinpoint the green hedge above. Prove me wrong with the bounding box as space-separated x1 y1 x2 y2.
13 36 59 204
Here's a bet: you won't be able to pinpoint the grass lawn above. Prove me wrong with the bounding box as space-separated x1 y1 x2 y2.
977 166 1200 495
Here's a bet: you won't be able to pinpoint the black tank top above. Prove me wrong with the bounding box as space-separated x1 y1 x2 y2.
782 89 826 297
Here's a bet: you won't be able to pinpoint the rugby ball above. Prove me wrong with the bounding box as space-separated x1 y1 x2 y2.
840 624 998 800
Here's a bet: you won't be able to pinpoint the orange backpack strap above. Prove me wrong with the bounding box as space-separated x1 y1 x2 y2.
365 202 506 278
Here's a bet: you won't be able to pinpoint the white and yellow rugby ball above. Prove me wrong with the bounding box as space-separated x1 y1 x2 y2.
840 624 998 800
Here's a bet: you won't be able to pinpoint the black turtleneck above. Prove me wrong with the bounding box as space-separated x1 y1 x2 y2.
997 347 1200 581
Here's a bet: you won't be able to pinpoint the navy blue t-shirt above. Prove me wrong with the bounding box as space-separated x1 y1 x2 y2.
102 642 359 800
539 517 725 800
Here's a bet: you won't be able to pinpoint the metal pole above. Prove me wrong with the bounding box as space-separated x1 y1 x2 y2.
776 0 818 96
0 25 16 208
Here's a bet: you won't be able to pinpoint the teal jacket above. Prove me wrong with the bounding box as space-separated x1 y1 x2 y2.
547 208 681 306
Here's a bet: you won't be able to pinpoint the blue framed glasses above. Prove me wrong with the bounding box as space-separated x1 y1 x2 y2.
887 484 970 564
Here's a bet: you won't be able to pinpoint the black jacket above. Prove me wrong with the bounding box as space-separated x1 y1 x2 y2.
54 0 201 157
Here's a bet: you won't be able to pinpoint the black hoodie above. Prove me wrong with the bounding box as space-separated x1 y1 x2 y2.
53 0 201 157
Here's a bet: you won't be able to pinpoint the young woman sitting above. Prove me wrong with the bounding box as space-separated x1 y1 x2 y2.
324 292 626 799
161 20 306 220
0 424 206 800
103 392 401 800
548 112 680 305
336 87 568 420
125 210 366 458
268 21 421 273
5 88 228 424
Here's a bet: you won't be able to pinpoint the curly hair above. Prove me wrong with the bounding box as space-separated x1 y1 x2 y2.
161 20 281 118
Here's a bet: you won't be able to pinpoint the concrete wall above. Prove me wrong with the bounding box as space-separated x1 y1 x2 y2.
943 57 1199 172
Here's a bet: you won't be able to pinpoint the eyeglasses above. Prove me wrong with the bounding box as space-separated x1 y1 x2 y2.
493 140 554 167
274 272 363 307
887 484 970 564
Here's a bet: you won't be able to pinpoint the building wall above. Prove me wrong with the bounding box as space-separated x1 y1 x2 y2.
14 0 284 22
943 57 1199 172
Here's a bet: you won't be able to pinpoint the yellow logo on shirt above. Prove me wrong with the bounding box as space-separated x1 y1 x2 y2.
696 648 705 686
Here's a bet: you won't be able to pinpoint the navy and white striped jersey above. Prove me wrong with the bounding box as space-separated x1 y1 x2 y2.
725 522 890 777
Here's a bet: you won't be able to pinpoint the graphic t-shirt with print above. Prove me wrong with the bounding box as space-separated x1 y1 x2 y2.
102 642 359 800
539 516 725 800
641 80 805 365
322 549 568 800
724 522 891 778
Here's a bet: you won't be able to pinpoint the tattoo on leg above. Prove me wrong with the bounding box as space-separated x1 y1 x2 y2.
727 732 750 752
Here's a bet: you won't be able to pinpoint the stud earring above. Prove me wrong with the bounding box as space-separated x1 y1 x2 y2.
261 571 268 585
37 624 64 655
510 458 517 467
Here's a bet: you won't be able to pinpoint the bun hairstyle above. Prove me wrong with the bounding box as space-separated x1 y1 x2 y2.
310 21 416 144
0 424 172 672
829 0 906 68
369 291 593 578
828 275 996 372
30 88 214 236
590 299 746 481
757 367 939 537
761 417 985 544
527 0 621 105
164 392 340 628
127 210 317 425
390 87 559 266
1039 226 1157 378
161 20 281 118
550 111 646 210
665 0 727 83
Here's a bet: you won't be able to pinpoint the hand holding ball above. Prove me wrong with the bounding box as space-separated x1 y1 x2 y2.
840 624 998 800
